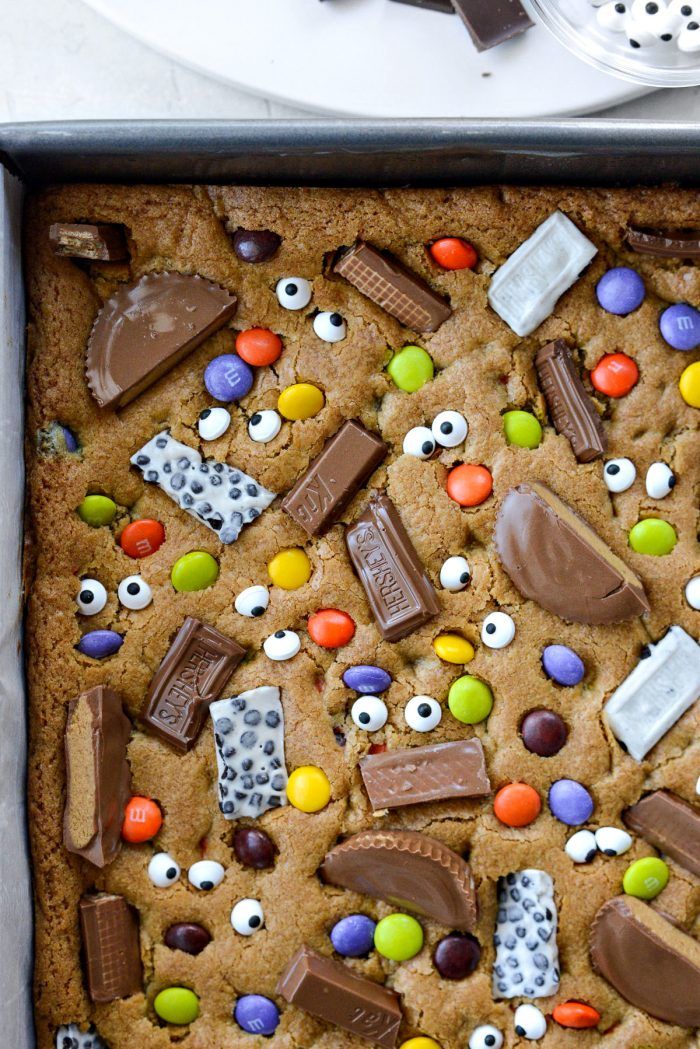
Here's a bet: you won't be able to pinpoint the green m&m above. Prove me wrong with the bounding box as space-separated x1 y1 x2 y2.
448 675 493 724
387 346 434 393
154 986 200 1024
77 494 117 527
171 551 219 592
622 857 669 900
628 519 677 556
374 913 424 961
503 410 543 449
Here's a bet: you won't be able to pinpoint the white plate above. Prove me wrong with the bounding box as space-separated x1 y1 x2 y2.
82 0 647 118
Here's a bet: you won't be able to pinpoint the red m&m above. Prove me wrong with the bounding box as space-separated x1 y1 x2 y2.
120 519 165 559
446 464 493 507
429 237 478 271
236 327 283 366
308 609 356 649
590 353 638 398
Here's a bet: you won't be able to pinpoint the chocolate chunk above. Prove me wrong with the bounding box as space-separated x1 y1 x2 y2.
282 420 387 537
492 870 559 999
359 738 490 810
450 0 533 50
590 896 700 1028
494 481 648 625
627 227 700 259
321 829 478 930
535 340 607 463
624 791 700 877
63 685 131 868
49 222 128 261
232 228 281 263
332 240 451 332
346 491 441 641
79 893 142 1003
164 922 212 955
141 616 245 752
389 0 455 10
86 272 237 409
277 945 402 1047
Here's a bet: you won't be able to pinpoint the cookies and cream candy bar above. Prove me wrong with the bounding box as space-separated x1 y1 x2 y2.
603 625 700 760
488 211 597 336
131 430 275 544
210 686 288 819
493 870 560 999
56 1025 107 1049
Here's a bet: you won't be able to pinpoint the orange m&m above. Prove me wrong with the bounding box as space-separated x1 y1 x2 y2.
308 609 356 649
119 518 165 559
235 328 283 367
552 1002 601 1029
122 796 163 843
493 783 541 827
590 352 638 398
446 464 493 507
429 237 478 271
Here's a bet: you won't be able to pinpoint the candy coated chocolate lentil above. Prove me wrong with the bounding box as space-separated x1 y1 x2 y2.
268 548 311 590
154 987 200 1025
433 932 481 979
308 608 355 648
596 267 645 315
204 353 254 402
590 352 639 397
286 766 331 812
622 856 669 899
502 410 542 449
679 361 700 406
493 783 541 827
629 518 677 555
400 1040 442 1049
61 425 79 451
446 464 493 507
374 913 424 961
170 551 219 592
120 518 165 558
78 494 116 527
122 796 162 842
164 923 212 955
548 779 594 826
236 328 283 366
520 709 568 757
659 302 700 351
76 630 123 659
552 1002 600 1029
429 237 477 270
232 228 281 264
278 382 324 420
448 675 493 724
234 994 280 1036
387 345 434 392
233 827 276 869
541 644 584 686
330 913 376 957
342 664 392 693
432 633 475 664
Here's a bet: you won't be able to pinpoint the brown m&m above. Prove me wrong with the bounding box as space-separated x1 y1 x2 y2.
433 932 481 979
232 228 281 263
520 709 568 757
233 827 277 869
164 922 211 955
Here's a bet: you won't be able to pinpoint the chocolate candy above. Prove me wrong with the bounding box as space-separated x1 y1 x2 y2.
86 272 236 409
141 616 245 752
321 829 478 930
210 685 288 819
492 870 560 999
389 0 455 11
282 419 387 537
234 995 280 1036
56 1025 107 1049
488 212 597 337
49 222 128 261
164 922 211 955
232 228 281 263
520 709 568 756
590 896 700 1027
535 340 607 462
624 790 700 877
603 625 700 760
433 932 481 979
360 738 490 810
332 240 451 332
79 893 142 1003
277 945 402 1047
541 644 584 686
627 226 700 258
343 664 392 693
494 482 648 624
595 266 645 315
233 826 276 868
131 430 275 544
450 0 533 50
330 914 377 957
659 302 700 351
346 491 440 641
63 686 131 867
548 779 594 826
76 629 123 659
203 353 253 401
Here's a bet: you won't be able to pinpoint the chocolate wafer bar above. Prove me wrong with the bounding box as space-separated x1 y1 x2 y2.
49 222 128 261
624 790 700 877
360 738 490 810
535 339 606 462
627 227 700 259
450 0 533 50
79 894 142 1003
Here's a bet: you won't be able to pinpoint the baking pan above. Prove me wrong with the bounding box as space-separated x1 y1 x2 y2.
1 118 698 1049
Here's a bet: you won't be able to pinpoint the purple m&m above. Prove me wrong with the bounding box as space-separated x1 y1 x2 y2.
659 303 700 351
596 267 645 316
341 665 392 694
234 994 280 1036
204 354 254 402
548 779 594 826
76 630 123 659
330 914 376 957
542 645 585 687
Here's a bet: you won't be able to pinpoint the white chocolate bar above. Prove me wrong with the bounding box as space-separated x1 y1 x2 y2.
56 1025 107 1049
493 869 560 999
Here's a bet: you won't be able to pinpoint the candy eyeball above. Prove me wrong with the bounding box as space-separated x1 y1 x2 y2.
514 1003 547 1040
404 695 442 732
469 1026 504 1049
198 406 231 441
481 611 515 649
603 457 636 493
685 575 700 609
235 584 269 617
403 426 436 460
645 461 676 499
76 578 107 616
117 574 152 610
231 898 265 935
432 409 468 448
313 311 346 343
188 860 225 891
263 629 301 661
595 826 633 857
669 0 696 19
351 695 388 732
565 829 598 864
440 555 471 592
625 14 657 44
148 852 181 888
248 409 282 444
597 0 629 30
679 20 700 47
275 277 312 311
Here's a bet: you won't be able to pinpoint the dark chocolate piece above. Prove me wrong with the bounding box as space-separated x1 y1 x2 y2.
332 240 451 332
86 272 237 409
79 894 142 1003
140 616 245 752
359 738 490 810
277 945 402 1047
232 228 281 263
627 227 700 259
281 420 387 537
494 481 649 624
321 829 478 930
535 339 607 462
624 790 700 878
49 222 128 261
346 491 440 641
450 0 533 51
63 686 131 868
389 0 455 11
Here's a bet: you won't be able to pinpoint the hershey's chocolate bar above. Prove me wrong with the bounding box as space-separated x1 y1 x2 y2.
390 0 455 11
141 616 245 752
49 222 128 261
450 0 533 51
360 738 490 810
281 419 387 536
535 339 607 462
346 491 440 641
624 790 700 877
79 894 142 1003
627 227 700 259
277 946 401 1047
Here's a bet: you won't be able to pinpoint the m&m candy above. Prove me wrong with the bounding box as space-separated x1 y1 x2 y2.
596 267 645 315
122 796 163 843
236 327 283 366
171 551 219 592
387 345 434 392
429 237 477 271
268 548 311 590
154 987 200 1025
448 675 493 724
286 766 331 812
628 518 677 556
552 1002 600 1029
233 827 276 869
400 1040 442 1049
234 995 280 1036
493 783 541 827
278 382 325 420
502 410 542 449
623 856 669 899
204 353 254 402
330 914 376 957
520 709 568 757
446 464 493 507
164 923 211 955
659 303 700 351
77 494 116 527
120 518 165 558
374 913 424 961
76 630 123 659
548 779 594 826
308 609 355 648
433 932 481 979
432 633 475 664
679 361 700 406
590 353 639 397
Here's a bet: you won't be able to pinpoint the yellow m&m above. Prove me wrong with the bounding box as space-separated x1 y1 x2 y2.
432 633 475 664
286 766 331 812
268 548 311 590
679 361 700 408
278 383 325 421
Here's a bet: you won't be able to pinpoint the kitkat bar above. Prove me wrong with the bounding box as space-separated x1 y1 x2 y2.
627 227 700 259
346 491 440 641
281 419 387 536
140 616 245 752
49 222 129 261
450 0 533 51
360 737 490 810
277 945 402 1047
624 791 700 878
535 340 607 463
79 893 142 1003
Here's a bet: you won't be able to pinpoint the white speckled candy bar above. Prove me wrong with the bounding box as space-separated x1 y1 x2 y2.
492 869 560 999
130 430 275 544
56 1025 107 1049
210 686 288 819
